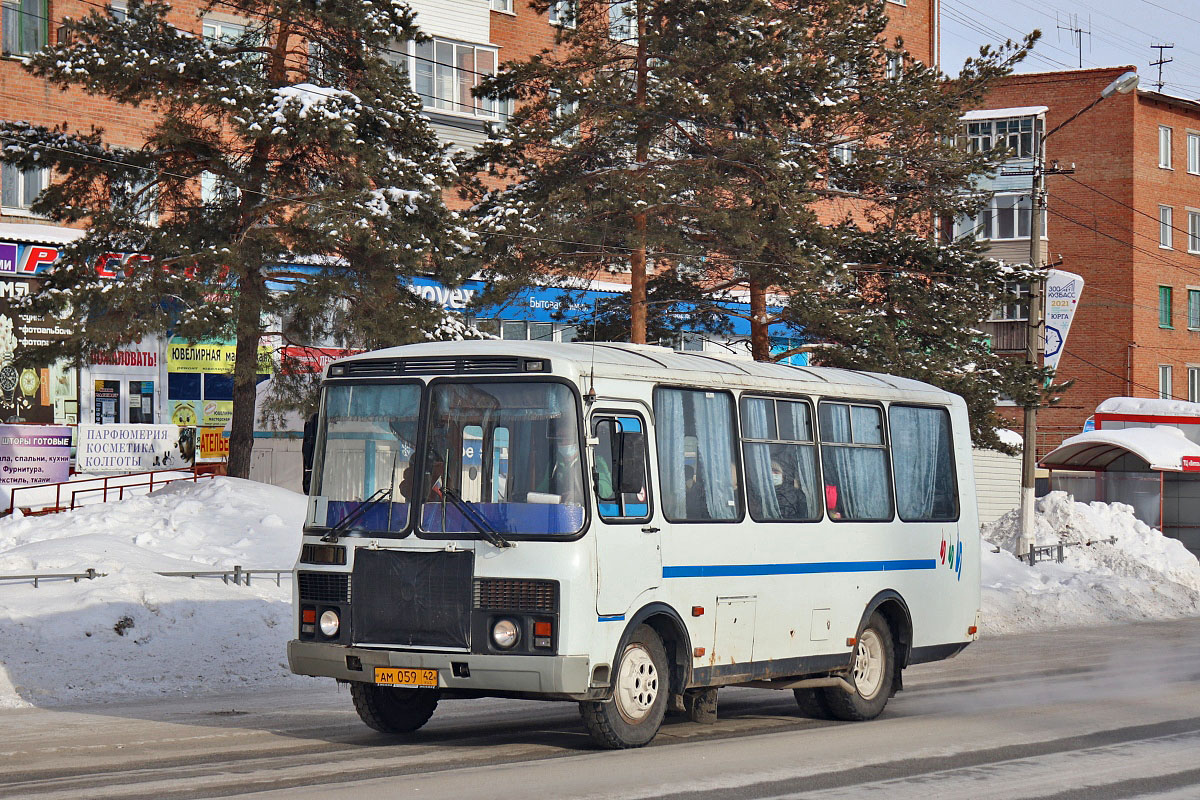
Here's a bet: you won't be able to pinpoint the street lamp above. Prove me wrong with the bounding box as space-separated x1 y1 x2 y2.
1017 70 1139 559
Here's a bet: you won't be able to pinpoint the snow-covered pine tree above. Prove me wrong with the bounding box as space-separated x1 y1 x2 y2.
0 0 475 476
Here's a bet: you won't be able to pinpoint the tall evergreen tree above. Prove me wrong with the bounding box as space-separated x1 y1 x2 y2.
0 0 474 476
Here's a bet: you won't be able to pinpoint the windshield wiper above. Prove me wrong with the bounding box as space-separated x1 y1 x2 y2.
321 487 392 543
439 486 512 548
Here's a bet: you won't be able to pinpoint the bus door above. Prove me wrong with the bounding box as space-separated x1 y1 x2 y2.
590 408 660 616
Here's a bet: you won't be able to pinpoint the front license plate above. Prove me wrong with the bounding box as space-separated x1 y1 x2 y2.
374 667 438 688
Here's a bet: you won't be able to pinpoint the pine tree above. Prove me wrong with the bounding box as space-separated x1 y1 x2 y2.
0 0 475 476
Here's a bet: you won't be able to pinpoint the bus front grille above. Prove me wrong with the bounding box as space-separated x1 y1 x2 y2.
298 571 351 603
351 549 473 649
474 578 558 613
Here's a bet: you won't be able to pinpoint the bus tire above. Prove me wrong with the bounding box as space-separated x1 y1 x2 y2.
793 688 834 719
822 612 895 722
350 682 440 734
580 625 669 748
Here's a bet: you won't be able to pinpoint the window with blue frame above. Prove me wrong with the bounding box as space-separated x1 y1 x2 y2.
593 413 651 521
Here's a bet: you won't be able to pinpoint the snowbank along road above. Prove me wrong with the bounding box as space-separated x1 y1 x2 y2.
1 618 1199 799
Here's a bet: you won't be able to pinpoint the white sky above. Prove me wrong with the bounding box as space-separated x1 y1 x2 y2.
938 0 1200 97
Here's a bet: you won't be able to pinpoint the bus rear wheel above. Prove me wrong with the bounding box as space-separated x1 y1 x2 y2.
580 625 669 749
350 682 440 734
821 613 895 722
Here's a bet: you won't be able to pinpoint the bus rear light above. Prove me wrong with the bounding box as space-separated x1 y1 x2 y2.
691 606 704 617
968 625 978 635
846 637 857 647
693 647 705 658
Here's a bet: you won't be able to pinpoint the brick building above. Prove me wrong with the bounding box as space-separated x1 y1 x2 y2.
964 66 1200 456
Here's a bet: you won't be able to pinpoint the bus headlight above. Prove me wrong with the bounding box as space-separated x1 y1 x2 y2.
492 619 519 649
319 610 340 637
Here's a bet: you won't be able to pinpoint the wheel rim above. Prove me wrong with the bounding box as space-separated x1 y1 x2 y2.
852 629 886 701
614 643 660 723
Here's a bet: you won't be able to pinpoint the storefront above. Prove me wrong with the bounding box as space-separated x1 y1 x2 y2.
84 337 165 425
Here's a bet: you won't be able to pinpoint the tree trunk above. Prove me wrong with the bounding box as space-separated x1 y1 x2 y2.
749 280 771 361
226 284 264 479
630 3 649 345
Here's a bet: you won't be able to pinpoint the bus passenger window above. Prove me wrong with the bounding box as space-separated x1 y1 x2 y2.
889 406 959 521
593 415 650 521
741 397 821 522
818 402 892 521
654 388 741 522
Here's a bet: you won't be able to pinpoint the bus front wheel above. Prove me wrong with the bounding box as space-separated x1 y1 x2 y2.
580 625 669 748
821 612 895 721
350 682 440 734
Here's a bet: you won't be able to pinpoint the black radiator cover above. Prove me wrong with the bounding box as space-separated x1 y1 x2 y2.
351 549 473 649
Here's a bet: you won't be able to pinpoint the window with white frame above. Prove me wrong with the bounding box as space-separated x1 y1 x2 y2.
110 0 127 21
1190 210 1200 253
405 38 508 120
955 193 1039 241
964 117 1037 158
1190 366 1200 403
1189 132 1200 175
609 0 636 43
885 53 901 79
990 281 1030 322
1 164 46 211
548 0 576 28
1160 126 1173 169
111 176 158 225
550 89 580 145
200 171 240 204
491 0 513 12
202 18 245 44
1161 205 1174 249
1160 364 1173 400
828 142 855 192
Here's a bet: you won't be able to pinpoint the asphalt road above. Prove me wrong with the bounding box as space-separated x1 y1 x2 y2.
2 618 1200 799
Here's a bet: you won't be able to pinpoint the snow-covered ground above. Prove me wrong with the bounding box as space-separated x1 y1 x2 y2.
1 480 1198 708
0 478 312 708
981 492 1200 634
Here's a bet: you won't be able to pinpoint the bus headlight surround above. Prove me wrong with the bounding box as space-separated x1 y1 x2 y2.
492 619 520 649
319 609 340 637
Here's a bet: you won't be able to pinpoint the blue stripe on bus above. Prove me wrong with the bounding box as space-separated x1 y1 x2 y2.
598 615 626 622
662 559 937 579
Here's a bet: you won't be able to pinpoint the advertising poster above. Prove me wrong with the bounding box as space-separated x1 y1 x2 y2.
0 278 75 424
198 427 230 459
0 424 71 484
76 424 196 473
1042 269 1085 377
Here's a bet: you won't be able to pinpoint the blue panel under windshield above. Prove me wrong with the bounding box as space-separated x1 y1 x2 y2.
422 502 584 536
327 501 410 533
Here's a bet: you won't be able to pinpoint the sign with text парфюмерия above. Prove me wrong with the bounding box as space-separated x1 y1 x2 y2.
76 424 196 473
0 424 71 484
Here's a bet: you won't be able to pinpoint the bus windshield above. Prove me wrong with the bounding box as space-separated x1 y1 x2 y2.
422 381 585 537
309 383 420 533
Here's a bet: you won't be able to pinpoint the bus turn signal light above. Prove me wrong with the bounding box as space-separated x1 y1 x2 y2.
968 626 978 635
846 638 857 647
302 609 316 624
693 647 705 658
534 621 552 637
691 606 704 617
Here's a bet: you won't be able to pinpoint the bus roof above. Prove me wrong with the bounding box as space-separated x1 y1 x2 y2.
330 341 957 403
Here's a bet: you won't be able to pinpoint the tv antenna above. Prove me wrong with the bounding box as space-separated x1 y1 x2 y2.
1057 13 1091 68
1150 43 1174 92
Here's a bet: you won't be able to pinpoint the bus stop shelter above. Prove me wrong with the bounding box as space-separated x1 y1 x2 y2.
1040 425 1200 558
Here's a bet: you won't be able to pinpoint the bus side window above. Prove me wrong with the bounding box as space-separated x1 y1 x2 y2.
818 402 893 521
593 415 651 521
653 388 741 523
889 406 959 521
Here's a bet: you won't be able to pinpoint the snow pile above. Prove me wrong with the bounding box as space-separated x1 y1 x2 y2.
982 492 1200 634
0 478 312 708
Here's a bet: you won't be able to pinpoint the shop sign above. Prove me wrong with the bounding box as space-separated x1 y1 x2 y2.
198 427 230 459
89 349 158 368
0 277 75 424
168 399 232 428
281 345 360 374
166 340 274 374
1183 455 1200 472
0 243 61 275
76 424 196 472
0 424 71 484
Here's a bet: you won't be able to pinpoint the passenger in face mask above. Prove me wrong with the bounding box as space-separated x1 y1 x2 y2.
772 457 810 519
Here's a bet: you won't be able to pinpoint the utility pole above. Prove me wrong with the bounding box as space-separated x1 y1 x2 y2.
1150 44 1174 93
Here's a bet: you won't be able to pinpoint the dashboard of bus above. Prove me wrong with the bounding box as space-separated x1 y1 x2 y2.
305 379 587 539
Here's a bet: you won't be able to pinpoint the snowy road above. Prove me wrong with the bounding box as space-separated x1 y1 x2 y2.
2 618 1199 799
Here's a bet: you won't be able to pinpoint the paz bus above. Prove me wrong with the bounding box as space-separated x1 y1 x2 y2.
288 341 980 748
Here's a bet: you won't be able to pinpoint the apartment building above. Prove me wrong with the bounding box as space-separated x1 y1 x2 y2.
967 66 1200 455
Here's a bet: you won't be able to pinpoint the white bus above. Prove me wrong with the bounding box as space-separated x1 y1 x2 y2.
288 341 980 748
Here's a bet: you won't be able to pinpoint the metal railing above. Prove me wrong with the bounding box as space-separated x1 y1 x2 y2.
0 566 292 588
1020 536 1119 565
6 466 222 516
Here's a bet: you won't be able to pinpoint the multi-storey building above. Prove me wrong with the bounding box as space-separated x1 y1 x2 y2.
966 66 1200 456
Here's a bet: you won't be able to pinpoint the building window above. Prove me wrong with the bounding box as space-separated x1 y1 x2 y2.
2 0 47 55
408 38 507 119
1190 367 1200 403
990 281 1029 322
885 53 902 79
1190 289 1200 330
112 176 158 225
609 0 636 43
1 164 46 211
1190 132 1200 175
1161 205 1174 249
491 0 513 12
548 0 576 28
550 90 580 145
955 193 1039 241
964 117 1037 158
202 18 246 44
1160 126 1173 169
1160 365 1173 400
828 142 855 192
110 0 127 21
1190 211 1200 253
1160 286 1173 328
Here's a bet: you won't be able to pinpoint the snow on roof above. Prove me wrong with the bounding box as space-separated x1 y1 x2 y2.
1096 396 1200 418
960 106 1049 121
1041 425 1200 472
0 222 84 246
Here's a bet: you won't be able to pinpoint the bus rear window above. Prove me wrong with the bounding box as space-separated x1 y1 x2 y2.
889 405 959 521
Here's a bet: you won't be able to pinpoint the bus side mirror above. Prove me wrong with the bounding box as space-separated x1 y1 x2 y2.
616 431 645 494
302 413 318 495
594 419 618 502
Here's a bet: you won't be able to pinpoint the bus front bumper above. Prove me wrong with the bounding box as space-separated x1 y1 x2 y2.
288 640 596 699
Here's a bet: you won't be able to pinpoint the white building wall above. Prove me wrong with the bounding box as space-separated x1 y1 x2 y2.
406 0 491 44
973 447 1021 525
